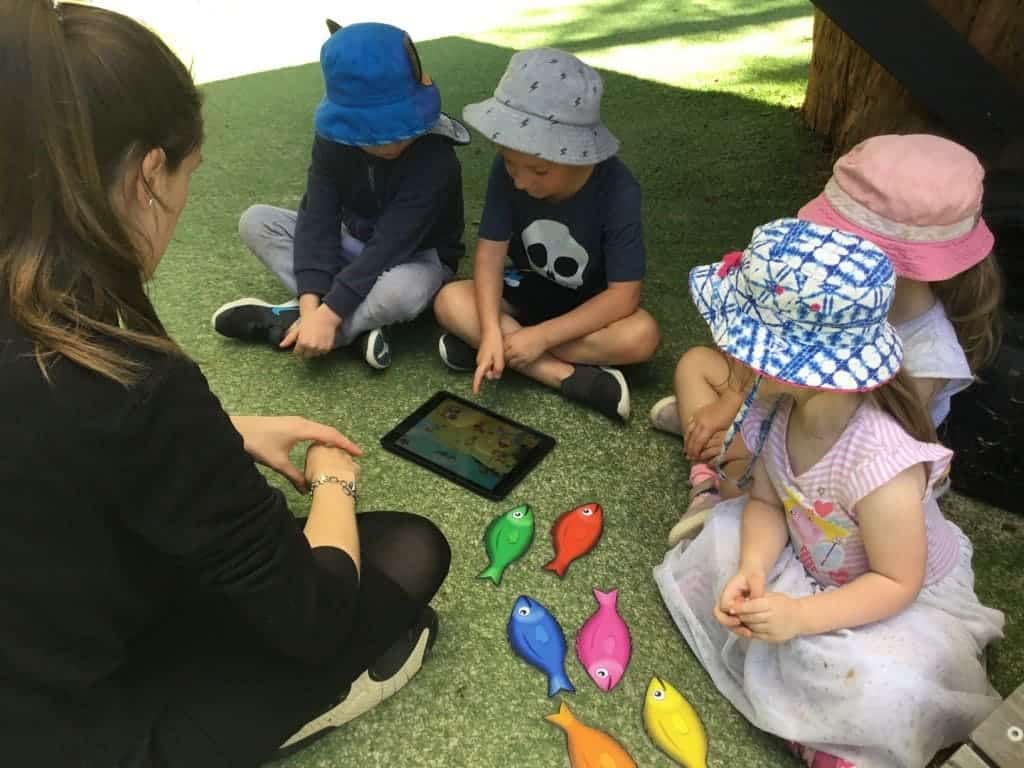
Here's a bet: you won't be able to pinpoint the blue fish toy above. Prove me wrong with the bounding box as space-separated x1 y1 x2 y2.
507 595 575 697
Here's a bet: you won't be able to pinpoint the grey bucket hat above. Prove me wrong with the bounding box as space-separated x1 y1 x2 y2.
463 48 619 165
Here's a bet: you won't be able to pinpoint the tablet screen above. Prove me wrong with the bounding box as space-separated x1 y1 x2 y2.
381 393 555 500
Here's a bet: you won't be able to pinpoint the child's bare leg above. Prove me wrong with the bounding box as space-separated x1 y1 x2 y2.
547 309 659 366
433 281 574 387
675 346 732 429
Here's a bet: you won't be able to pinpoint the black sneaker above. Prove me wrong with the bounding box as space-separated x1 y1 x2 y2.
211 298 299 346
560 365 631 422
437 333 477 372
358 327 391 370
280 606 439 751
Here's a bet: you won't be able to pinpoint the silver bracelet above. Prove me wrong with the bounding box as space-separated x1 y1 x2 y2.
308 474 358 501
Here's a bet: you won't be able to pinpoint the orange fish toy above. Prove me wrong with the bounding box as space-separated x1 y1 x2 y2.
544 502 604 577
545 702 637 768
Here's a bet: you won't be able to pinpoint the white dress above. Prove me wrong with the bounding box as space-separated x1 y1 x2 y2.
654 401 1005 768
895 301 973 428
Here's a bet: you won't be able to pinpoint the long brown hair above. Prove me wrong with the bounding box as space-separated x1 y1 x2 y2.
868 368 937 444
931 252 1003 373
0 1 204 385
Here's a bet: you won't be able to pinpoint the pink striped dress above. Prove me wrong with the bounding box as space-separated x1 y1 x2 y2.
654 399 1005 768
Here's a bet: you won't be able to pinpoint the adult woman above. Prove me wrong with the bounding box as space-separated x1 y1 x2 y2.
0 3 450 766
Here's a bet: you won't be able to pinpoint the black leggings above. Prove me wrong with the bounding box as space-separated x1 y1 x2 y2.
122 511 450 768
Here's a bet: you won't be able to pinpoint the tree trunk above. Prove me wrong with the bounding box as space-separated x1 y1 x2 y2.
803 0 1024 170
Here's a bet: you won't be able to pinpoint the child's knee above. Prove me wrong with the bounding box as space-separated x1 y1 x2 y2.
677 345 722 379
432 280 471 327
631 311 661 361
237 204 272 247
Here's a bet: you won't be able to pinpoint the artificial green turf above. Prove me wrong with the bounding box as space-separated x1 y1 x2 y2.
151 2 1023 765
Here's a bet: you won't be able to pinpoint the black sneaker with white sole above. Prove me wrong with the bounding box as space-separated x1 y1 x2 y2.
279 606 439 753
358 327 391 370
559 365 631 422
211 298 299 346
437 333 477 372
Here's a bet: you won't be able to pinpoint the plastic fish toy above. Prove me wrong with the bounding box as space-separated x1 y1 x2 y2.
479 504 535 585
545 702 637 768
643 676 708 768
507 596 575 696
543 502 604 577
575 588 632 691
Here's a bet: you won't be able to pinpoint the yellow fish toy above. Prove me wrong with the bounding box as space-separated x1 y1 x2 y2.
545 702 636 768
642 676 708 768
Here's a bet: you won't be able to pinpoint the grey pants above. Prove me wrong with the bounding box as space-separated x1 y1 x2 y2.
238 204 453 348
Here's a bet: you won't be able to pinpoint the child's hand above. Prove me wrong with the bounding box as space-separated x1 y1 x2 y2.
502 327 549 369
714 567 766 637
686 399 740 460
282 305 341 358
733 592 806 644
694 430 750 465
473 331 505 394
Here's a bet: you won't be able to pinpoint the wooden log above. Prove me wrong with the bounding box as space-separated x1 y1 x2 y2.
969 682 1024 766
802 0 1024 170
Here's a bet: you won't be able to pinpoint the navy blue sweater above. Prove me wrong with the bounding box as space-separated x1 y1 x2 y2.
293 133 465 318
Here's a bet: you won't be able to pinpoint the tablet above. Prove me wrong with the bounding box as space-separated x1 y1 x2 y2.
380 391 555 501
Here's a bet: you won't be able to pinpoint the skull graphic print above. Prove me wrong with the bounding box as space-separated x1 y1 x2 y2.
521 219 589 290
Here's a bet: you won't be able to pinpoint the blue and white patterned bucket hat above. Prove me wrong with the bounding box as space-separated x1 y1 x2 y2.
690 218 903 392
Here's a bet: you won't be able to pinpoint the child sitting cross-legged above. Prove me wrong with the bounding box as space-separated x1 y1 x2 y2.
212 22 469 369
433 49 660 421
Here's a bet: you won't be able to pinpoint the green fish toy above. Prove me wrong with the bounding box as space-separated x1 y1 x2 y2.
479 504 535 585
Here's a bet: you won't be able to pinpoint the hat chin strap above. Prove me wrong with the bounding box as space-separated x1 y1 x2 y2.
715 375 781 491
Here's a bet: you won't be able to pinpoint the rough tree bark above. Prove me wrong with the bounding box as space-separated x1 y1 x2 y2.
802 0 1024 170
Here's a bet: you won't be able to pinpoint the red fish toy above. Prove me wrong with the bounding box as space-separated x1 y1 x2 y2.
543 503 604 577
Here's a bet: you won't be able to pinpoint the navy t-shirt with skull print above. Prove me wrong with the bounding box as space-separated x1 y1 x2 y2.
478 154 645 309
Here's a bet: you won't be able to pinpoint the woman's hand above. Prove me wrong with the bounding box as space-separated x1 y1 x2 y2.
713 566 766 637
304 443 361 485
230 415 362 492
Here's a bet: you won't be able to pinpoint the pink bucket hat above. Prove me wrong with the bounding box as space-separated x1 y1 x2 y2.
798 134 994 282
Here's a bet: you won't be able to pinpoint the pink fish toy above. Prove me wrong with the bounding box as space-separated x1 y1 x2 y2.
575 588 632 691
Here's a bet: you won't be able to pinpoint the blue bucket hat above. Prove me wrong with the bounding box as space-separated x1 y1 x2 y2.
691 218 903 487
314 23 469 147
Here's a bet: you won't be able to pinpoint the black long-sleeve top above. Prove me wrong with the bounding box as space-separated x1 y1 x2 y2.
0 306 358 763
293 132 465 319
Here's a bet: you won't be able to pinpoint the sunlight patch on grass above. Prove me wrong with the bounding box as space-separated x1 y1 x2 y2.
82 0 811 103
476 15 813 105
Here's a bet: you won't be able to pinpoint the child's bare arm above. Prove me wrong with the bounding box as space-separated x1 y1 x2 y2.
531 279 641 349
472 238 510 393
473 238 508 337
738 464 928 641
910 376 945 412
798 464 927 633
738 458 789 579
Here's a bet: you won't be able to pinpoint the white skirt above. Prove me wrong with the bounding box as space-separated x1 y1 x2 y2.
653 497 1005 768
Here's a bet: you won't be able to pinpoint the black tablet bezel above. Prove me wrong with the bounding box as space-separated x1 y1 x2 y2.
380 391 556 501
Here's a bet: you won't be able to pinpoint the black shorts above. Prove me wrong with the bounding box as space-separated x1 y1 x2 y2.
501 269 590 327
